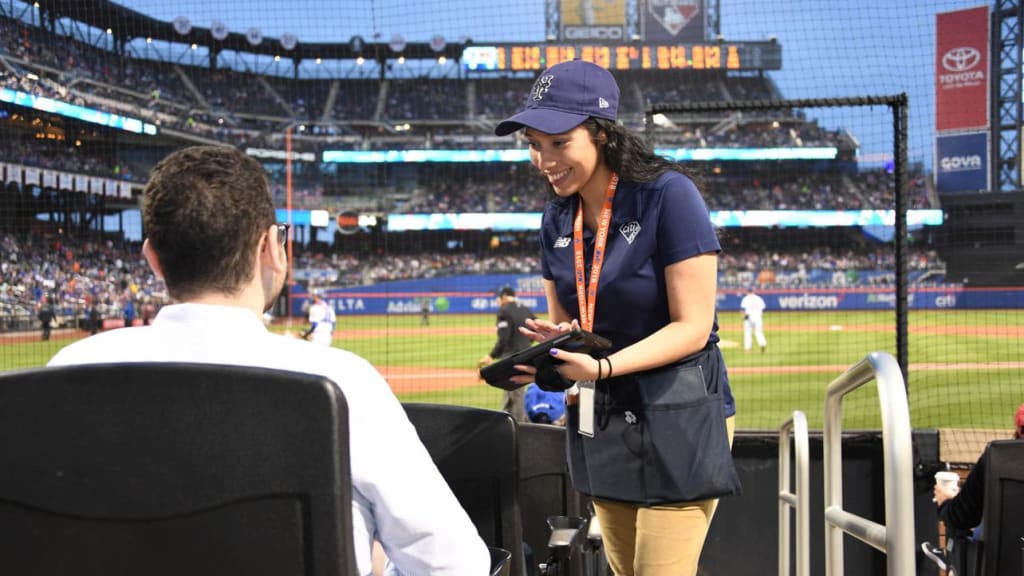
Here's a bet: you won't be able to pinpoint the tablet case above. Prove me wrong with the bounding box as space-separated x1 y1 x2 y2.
479 329 612 391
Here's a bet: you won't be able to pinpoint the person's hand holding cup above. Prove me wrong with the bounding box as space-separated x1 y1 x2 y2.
933 470 960 505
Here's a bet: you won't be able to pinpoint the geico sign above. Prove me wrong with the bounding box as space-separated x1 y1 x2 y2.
563 26 624 40
940 154 982 172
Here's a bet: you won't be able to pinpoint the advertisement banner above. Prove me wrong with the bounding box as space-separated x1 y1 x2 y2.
559 0 627 41
290 276 1024 316
936 5 989 132
642 0 706 43
935 132 989 193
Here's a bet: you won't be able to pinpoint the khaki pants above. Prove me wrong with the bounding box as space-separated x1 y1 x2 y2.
592 416 735 576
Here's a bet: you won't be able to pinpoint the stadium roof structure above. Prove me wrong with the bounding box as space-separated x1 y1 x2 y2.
34 0 469 66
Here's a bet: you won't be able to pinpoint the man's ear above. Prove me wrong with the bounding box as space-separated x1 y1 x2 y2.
142 239 164 279
262 226 287 273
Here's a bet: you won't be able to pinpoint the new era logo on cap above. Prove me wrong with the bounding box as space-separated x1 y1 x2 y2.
494 59 620 136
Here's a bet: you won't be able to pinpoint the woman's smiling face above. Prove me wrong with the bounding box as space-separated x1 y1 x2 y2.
526 125 605 198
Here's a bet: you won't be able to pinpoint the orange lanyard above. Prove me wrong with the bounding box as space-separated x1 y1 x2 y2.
573 173 618 332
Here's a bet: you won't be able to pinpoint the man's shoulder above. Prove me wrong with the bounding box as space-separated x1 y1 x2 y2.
48 328 146 365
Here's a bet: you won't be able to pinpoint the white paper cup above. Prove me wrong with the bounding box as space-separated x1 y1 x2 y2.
935 470 960 493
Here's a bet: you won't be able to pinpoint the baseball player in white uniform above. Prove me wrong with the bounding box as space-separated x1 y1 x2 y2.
740 286 767 353
303 291 336 346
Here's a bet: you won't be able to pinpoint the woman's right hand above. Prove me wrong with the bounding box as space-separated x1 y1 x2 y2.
520 317 576 343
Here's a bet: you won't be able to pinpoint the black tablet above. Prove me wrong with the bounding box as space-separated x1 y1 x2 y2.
479 329 613 391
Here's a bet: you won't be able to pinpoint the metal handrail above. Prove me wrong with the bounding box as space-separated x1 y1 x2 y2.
823 351 915 575
779 410 810 576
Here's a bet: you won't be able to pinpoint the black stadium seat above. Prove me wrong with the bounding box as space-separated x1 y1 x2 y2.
980 439 1024 576
518 421 589 576
0 363 356 576
403 403 526 576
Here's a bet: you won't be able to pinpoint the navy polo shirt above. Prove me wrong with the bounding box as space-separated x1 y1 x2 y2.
539 170 735 416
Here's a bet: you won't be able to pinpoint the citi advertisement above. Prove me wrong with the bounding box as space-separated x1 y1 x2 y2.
559 0 627 41
935 5 989 132
642 0 706 43
935 132 989 194
291 276 1024 316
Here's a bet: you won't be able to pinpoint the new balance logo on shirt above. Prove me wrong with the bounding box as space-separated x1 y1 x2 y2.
553 236 572 248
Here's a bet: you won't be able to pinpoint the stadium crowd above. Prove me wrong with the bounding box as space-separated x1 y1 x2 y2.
2 13 855 152
1 228 948 333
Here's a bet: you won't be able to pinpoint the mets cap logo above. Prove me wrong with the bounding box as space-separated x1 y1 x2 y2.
942 47 981 72
531 74 554 102
648 0 700 37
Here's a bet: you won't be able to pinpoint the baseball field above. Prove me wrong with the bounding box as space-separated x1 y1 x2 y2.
4 308 1020 432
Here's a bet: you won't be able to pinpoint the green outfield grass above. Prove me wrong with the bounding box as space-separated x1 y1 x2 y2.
3 309 1021 431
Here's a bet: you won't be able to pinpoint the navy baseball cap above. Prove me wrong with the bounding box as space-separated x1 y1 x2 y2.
494 59 619 136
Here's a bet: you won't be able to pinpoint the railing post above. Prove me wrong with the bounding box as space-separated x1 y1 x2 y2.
823 351 916 576
779 410 809 576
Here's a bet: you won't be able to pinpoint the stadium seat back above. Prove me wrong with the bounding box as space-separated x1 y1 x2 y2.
518 421 589 576
403 403 525 576
0 362 356 576
980 439 1024 576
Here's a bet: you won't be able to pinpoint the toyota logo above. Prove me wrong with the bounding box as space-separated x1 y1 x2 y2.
943 47 981 72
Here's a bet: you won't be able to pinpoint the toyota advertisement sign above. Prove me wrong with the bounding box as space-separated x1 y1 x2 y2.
935 5 990 132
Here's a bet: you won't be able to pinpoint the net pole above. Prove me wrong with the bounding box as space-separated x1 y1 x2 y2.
285 125 294 331
893 95 909 388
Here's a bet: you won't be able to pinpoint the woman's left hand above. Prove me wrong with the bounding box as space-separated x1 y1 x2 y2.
548 348 602 383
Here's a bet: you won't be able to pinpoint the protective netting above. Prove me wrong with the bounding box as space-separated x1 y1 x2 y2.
0 0 1019 458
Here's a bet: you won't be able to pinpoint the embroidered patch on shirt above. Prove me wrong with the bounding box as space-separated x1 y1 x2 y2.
619 221 641 244
553 236 572 248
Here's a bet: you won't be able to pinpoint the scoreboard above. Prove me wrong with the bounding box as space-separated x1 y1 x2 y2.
462 41 781 72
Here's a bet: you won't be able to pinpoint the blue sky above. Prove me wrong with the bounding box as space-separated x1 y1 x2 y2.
112 0 988 167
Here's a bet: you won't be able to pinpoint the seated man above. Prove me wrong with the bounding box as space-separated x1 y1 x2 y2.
921 402 1024 571
48 145 489 576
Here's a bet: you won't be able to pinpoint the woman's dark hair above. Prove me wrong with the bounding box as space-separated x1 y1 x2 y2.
584 118 704 191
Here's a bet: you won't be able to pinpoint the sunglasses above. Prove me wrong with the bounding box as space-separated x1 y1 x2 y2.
276 223 291 248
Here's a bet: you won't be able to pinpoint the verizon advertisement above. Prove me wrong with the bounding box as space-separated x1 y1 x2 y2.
935 5 990 132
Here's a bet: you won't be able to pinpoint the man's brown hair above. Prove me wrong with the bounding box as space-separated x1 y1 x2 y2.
142 145 275 300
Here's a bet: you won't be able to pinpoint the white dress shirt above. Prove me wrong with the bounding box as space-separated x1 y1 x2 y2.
49 303 489 576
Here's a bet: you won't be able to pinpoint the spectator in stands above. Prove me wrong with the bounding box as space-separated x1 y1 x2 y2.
495 59 739 576
47 145 489 576
920 402 1024 571
478 286 537 422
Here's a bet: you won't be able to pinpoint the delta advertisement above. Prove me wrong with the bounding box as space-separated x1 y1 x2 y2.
291 275 1024 316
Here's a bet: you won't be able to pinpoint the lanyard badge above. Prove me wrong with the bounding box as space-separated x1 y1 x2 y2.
571 173 617 437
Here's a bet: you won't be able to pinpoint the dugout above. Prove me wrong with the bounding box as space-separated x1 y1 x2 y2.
698 430 940 575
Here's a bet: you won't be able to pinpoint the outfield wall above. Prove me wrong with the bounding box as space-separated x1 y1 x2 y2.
291 275 1024 316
